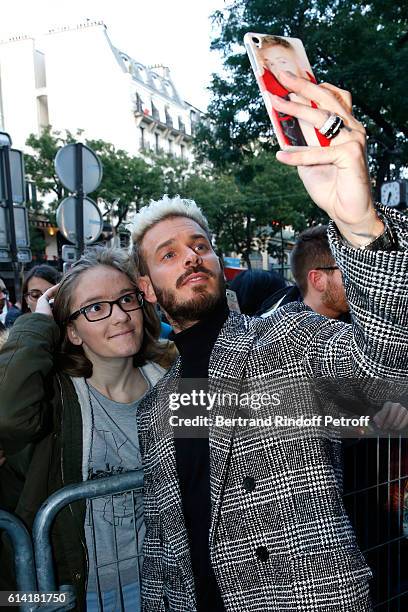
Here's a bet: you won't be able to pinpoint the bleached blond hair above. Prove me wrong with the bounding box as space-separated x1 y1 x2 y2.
129 195 211 274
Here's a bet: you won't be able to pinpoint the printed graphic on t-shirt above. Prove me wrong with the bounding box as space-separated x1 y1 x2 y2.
87 426 142 528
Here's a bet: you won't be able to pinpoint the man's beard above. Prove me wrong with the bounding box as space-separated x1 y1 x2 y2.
153 265 226 329
322 281 349 316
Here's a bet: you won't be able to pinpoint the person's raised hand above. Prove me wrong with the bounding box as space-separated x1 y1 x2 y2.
373 401 408 432
35 283 60 318
273 71 383 248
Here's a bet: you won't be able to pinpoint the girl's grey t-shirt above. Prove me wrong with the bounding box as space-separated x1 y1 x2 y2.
84 382 148 593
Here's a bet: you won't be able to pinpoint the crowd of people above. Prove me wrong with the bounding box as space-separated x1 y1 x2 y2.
1 72 407 612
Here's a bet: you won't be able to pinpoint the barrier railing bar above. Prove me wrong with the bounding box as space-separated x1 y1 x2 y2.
88 497 103 611
0 509 37 611
362 534 405 555
110 492 125 612
373 587 408 608
32 471 144 593
343 474 408 497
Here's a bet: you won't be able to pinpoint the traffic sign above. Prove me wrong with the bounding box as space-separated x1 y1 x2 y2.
0 148 26 204
56 196 103 245
0 131 28 304
13 205 30 247
55 143 103 194
0 205 30 248
61 245 78 263
0 248 11 262
17 248 32 263
0 206 7 247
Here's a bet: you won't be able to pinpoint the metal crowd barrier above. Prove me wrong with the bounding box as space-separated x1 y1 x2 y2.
343 435 408 611
0 510 37 611
0 470 144 611
2 450 407 611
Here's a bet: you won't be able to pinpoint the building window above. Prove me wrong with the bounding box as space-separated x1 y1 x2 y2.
168 139 173 155
190 109 199 134
178 117 185 133
37 95 50 132
120 54 132 73
163 80 173 96
140 126 145 150
165 106 173 127
135 93 143 113
34 50 47 89
180 144 185 160
136 64 147 83
155 133 160 153
151 101 160 121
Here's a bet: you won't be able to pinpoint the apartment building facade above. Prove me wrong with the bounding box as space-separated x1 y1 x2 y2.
0 20 203 159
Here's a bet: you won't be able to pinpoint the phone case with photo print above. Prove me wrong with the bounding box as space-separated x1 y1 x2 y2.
244 32 330 149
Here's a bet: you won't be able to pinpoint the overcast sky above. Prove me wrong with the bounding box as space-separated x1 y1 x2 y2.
0 0 228 110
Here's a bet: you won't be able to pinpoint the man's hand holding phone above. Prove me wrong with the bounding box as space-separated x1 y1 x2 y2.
273 71 383 248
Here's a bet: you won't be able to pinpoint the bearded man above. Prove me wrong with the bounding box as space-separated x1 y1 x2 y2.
130 73 408 612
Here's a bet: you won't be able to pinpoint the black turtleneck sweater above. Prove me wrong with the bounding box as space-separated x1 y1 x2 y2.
171 301 229 612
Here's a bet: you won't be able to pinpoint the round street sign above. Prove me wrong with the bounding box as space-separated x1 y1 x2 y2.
56 196 103 245
55 144 103 194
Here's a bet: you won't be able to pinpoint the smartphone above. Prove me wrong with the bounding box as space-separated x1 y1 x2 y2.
244 32 330 148
226 289 241 314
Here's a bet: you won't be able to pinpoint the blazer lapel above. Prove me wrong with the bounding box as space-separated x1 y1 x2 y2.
152 360 197 608
208 314 255 546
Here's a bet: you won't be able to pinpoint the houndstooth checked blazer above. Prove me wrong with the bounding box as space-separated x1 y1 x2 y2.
137 205 408 612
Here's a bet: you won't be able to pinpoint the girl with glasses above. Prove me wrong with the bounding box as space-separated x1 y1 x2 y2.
0 247 174 611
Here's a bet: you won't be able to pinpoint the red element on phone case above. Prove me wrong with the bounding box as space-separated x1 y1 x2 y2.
261 69 330 147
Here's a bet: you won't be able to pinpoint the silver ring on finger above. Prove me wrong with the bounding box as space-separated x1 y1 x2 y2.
318 113 344 139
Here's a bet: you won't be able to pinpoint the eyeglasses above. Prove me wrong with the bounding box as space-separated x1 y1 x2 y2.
314 266 339 271
24 290 44 301
68 291 144 323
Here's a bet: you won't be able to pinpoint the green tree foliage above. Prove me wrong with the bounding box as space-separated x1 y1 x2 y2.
24 127 70 213
180 151 325 266
24 127 165 229
85 139 164 227
198 0 408 191
24 129 322 265
28 227 47 261
143 151 190 197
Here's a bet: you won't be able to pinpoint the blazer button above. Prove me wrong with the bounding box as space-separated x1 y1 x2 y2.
243 476 256 492
255 546 269 562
